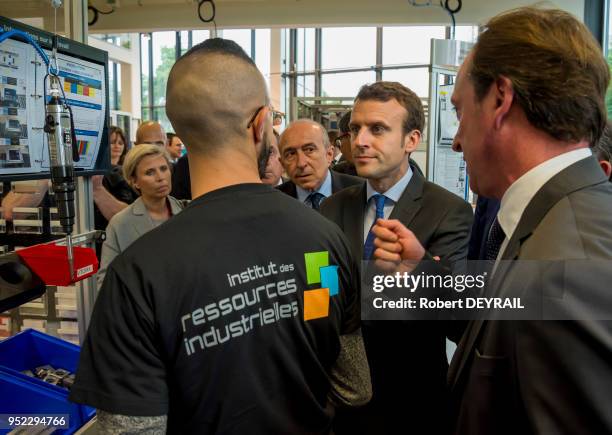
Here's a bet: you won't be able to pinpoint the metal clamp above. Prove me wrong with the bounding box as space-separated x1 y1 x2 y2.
47 230 105 247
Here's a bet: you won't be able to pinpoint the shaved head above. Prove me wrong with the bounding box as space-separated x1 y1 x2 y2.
136 121 166 146
166 38 269 156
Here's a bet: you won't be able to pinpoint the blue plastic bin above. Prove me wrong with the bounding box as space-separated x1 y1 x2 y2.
0 329 95 434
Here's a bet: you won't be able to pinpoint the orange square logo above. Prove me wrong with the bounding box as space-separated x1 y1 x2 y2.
303 288 330 321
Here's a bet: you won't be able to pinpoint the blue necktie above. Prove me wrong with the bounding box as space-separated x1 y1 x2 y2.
307 192 325 211
363 194 387 260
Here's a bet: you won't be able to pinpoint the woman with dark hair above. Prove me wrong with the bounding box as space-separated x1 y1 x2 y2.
109 126 128 166
94 126 139 233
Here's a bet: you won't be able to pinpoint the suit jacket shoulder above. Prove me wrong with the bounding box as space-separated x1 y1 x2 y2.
450 156 612 435
171 155 191 200
330 171 364 193
321 183 364 227
277 180 298 198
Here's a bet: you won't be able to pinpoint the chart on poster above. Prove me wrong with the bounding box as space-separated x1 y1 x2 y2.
39 53 106 170
0 15 109 178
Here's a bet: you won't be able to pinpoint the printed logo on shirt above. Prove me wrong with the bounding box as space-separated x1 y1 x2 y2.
179 254 339 357
303 251 339 321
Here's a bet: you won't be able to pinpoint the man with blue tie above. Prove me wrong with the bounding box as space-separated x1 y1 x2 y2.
278 119 362 209
321 81 472 435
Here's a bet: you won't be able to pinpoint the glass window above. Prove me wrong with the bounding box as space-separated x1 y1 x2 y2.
607 2 612 117
222 29 252 57
322 27 376 70
192 30 210 46
108 61 116 111
255 29 271 87
296 75 316 97
140 34 150 107
296 28 316 72
453 26 478 43
321 71 376 97
381 67 430 98
180 31 190 55
153 107 173 134
116 62 122 110
142 107 151 124
91 33 131 49
382 26 445 65
152 31 177 107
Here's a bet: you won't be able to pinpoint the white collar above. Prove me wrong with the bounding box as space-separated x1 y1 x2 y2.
366 165 413 203
498 147 592 241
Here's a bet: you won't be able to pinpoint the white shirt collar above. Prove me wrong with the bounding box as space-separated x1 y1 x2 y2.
497 147 592 242
296 169 333 203
366 165 413 203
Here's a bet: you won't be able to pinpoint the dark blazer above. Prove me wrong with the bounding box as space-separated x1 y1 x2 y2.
277 170 363 199
321 168 473 435
449 156 612 435
171 154 191 200
331 160 359 176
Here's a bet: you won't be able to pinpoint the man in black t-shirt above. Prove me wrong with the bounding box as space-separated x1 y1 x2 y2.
70 38 371 434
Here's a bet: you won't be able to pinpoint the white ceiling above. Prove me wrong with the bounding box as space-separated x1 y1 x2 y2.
0 0 585 33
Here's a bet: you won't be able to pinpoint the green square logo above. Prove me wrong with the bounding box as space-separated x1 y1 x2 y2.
304 251 329 284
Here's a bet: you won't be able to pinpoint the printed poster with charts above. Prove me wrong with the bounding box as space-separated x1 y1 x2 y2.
0 38 36 174
39 52 106 170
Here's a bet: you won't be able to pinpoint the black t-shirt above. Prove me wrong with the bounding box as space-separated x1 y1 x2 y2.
70 183 360 434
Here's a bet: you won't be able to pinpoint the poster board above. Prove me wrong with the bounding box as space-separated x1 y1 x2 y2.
0 16 110 181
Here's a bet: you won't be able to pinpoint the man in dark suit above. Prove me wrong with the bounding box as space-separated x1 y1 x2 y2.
278 119 362 209
170 153 191 199
372 7 612 435
321 81 473 435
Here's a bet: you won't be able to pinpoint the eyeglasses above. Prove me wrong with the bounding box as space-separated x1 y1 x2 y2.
247 106 265 129
272 110 284 126
247 105 280 129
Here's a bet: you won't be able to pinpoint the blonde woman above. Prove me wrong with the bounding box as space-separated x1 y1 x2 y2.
97 144 186 288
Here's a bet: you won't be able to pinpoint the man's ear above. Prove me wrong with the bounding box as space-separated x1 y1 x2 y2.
493 75 514 130
403 129 421 154
252 106 270 144
600 160 612 178
325 144 334 164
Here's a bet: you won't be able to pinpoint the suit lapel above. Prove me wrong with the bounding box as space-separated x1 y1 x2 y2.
330 171 341 194
287 182 298 199
345 183 367 260
388 169 424 226
130 198 149 239
449 156 608 390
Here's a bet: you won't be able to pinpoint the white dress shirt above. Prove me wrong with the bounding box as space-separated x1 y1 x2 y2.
495 147 592 261
363 166 413 242
296 170 333 208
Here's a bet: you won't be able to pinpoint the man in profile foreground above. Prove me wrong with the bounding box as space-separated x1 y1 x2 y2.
372 7 612 435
